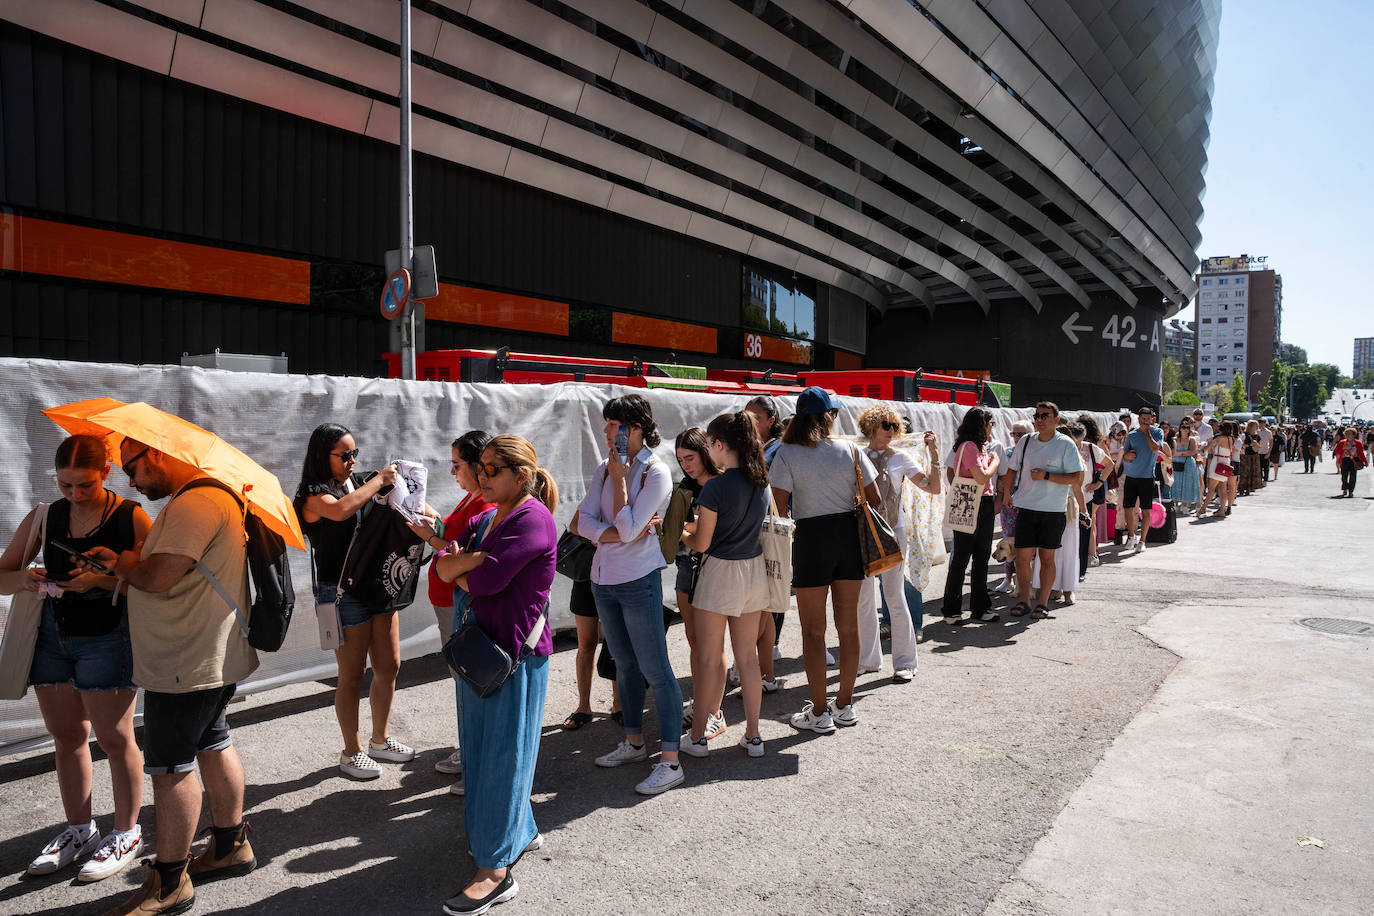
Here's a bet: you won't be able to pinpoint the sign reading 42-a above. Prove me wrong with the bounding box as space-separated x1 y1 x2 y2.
1061 310 1160 352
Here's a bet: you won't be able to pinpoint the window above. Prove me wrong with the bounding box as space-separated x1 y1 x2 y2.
1202 279 1211 286
1218 278 1228 285
1201 356 1211 362
742 264 815 343
1218 317 1228 323
1234 342 1244 349
1202 318 1211 324
1201 369 1211 376
1217 355 1227 362
1236 277 1246 285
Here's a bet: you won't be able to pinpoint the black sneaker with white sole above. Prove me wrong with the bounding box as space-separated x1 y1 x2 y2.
443 874 518 915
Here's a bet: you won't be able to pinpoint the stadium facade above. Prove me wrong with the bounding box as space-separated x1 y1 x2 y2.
0 0 1220 405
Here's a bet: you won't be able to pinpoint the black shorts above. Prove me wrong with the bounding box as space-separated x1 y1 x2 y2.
792 512 864 588
1122 476 1157 511
569 577 598 618
1013 508 1067 551
142 684 236 775
673 553 697 597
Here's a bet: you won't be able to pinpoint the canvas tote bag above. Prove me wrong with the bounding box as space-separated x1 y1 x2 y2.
760 487 794 614
0 504 50 700
943 442 982 535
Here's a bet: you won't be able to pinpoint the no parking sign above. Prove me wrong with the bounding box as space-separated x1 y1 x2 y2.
380 268 411 319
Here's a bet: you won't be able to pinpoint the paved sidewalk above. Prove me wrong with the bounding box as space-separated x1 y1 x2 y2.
0 463 1369 914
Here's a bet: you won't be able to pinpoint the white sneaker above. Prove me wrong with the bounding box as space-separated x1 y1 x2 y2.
893 667 915 683
790 701 836 734
523 833 544 853
1087 556 1102 568
1133 538 1145 553
702 711 726 740
340 750 383 779
738 734 764 757
434 750 463 775
726 664 741 687
78 827 142 882
825 649 837 667
828 699 859 728
760 676 782 694
680 733 710 757
27 824 99 875
634 761 685 795
368 737 415 763
1125 536 1138 551
594 740 647 768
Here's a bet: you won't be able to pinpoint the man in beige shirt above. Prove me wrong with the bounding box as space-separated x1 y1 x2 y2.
84 438 258 915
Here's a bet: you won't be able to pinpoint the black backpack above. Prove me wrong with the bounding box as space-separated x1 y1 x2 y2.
183 478 296 652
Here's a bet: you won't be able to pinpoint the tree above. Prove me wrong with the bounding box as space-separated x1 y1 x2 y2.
1310 363 1343 394
1206 382 1232 415
1258 358 1288 417
1290 372 1327 420
1228 372 1249 413
1166 389 1202 405
1160 356 1183 397
1279 343 1308 366
1354 368 1374 388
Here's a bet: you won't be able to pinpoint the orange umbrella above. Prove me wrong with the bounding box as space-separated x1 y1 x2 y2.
42 397 306 550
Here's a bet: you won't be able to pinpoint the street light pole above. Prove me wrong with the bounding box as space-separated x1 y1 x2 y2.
399 0 416 381
1249 371 1261 410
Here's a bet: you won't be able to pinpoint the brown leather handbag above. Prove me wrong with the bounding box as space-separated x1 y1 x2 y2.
851 446 903 577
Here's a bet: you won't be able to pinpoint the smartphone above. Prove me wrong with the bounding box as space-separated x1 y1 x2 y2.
615 425 630 461
50 540 111 573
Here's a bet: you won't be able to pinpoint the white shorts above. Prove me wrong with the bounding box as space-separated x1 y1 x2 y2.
691 554 769 618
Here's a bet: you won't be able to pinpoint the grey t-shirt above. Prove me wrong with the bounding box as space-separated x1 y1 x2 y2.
770 438 876 520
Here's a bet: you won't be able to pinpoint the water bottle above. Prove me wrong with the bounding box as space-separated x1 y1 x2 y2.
614 425 630 462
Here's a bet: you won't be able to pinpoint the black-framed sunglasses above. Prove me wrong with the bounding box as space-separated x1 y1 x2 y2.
1033 412 1053 421
121 447 149 478
880 421 900 432
476 462 514 478
331 448 360 462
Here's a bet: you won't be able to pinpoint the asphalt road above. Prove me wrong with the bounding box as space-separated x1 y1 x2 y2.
2 459 1368 915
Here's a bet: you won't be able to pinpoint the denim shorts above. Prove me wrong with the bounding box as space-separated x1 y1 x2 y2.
29 599 134 691
142 684 236 774
315 585 394 629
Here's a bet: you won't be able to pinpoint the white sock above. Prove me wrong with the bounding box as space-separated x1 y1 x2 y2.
112 826 141 842
72 821 97 841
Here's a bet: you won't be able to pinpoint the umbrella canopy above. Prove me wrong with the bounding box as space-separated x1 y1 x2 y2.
42 397 306 549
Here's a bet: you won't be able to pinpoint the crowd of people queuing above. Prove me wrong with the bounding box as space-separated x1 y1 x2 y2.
0 391 1351 915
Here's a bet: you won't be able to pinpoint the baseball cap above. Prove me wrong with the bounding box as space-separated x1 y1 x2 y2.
795 386 837 416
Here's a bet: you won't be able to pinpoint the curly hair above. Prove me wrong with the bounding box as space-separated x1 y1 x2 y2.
857 404 902 438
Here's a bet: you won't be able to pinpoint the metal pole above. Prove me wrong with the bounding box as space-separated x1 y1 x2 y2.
399 0 416 380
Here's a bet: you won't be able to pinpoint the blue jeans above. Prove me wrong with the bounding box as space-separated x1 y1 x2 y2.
592 570 682 753
29 599 134 691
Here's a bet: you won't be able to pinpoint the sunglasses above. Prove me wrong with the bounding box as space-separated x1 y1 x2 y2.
476 462 514 478
121 447 149 478
331 448 360 462
1034 412 1053 421
880 421 900 432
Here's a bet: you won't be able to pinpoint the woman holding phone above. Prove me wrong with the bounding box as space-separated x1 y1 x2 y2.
0 435 150 882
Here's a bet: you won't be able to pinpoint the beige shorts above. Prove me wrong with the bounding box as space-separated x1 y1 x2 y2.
691 554 769 618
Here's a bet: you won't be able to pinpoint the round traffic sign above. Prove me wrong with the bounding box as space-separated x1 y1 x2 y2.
380 268 411 320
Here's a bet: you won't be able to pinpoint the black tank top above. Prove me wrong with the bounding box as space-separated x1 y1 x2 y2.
296 473 368 586
42 497 140 637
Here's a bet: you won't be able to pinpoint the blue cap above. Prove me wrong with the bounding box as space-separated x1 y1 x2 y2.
795 386 837 416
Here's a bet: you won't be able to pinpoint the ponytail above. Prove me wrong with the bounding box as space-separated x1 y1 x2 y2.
706 412 769 489
531 467 559 513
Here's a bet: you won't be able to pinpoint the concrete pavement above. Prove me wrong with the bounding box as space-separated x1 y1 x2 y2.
1 460 1369 915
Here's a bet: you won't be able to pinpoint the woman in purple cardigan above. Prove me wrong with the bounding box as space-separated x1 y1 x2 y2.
435 435 558 916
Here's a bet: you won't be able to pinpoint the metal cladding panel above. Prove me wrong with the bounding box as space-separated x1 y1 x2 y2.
2 0 178 74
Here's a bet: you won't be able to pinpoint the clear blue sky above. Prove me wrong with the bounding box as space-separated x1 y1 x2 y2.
1196 0 1373 374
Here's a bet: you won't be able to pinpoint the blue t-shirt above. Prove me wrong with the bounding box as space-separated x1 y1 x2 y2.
1007 432 1083 513
1124 427 1164 478
697 467 766 560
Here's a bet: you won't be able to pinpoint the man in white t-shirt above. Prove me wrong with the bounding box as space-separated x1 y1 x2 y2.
1257 419 1274 482
1004 402 1083 617
1192 409 1213 445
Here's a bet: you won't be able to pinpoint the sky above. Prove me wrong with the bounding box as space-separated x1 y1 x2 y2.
1195 0 1373 374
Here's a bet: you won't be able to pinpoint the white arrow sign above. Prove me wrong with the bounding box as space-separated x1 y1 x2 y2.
1061 311 1093 345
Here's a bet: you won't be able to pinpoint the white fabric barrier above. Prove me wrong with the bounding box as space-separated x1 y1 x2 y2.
0 357 1117 753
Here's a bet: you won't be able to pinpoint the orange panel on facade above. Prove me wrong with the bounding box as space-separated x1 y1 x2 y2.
426 283 569 337
745 331 811 366
832 350 863 370
0 214 310 304
611 313 717 354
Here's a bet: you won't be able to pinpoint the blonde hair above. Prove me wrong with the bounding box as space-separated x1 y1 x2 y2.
485 435 558 512
1245 420 1259 435
857 404 903 437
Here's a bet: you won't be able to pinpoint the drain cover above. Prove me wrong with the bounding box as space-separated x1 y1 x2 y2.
1298 617 1374 637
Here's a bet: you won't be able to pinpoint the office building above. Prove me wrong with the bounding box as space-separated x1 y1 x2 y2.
1354 338 1374 378
1194 256 1283 401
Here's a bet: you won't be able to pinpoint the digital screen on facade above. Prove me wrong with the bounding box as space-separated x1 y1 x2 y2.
742 263 815 343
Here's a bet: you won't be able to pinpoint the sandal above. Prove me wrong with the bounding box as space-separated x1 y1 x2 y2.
1010 601 1031 617
1031 605 1051 619
561 711 592 731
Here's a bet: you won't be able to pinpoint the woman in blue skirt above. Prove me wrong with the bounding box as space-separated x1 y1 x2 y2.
436 435 558 915
1170 417 1203 513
